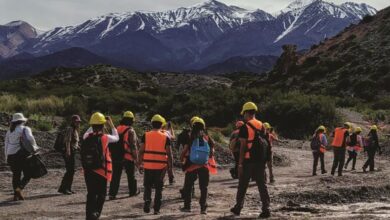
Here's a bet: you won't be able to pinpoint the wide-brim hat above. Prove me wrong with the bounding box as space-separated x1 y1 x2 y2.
11 113 28 122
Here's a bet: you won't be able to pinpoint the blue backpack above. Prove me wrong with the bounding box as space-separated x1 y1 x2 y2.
189 136 210 165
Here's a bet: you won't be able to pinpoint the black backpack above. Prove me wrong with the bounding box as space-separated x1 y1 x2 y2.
80 133 105 170
108 127 131 161
310 134 322 151
348 133 357 146
53 130 66 153
246 122 270 163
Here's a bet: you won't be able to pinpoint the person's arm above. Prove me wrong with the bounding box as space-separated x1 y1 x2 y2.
208 136 215 157
105 117 119 143
357 135 363 147
322 135 328 147
25 127 39 151
83 127 93 140
166 138 173 172
64 127 72 157
128 129 138 162
238 138 247 168
4 132 9 163
181 144 189 162
138 135 145 167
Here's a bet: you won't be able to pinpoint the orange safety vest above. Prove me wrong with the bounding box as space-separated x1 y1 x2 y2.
117 125 134 161
245 119 263 159
93 134 113 181
143 130 168 170
332 127 348 147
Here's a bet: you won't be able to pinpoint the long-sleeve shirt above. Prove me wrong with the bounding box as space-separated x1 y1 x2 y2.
4 125 39 157
83 127 119 143
64 126 80 152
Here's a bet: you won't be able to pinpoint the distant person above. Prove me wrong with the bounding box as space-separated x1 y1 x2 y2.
108 111 140 200
330 122 351 176
264 123 281 183
229 121 244 179
363 125 381 172
311 125 328 176
162 121 176 185
180 117 215 214
138 114 173 215
345 127 363 170
81 113 119 220
231 102 271 219
58 115 81 195
4 113 39 201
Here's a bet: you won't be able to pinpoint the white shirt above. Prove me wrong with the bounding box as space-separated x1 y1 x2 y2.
5 125 39 156
83 127 119 143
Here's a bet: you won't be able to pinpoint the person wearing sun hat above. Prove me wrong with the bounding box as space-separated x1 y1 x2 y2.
5 113 38 201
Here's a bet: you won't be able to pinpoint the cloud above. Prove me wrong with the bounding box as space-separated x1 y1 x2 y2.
0 0 388 30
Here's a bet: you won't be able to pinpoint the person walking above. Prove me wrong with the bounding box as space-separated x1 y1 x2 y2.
345 127 363 170
58 115 81 195
264 123 281 183
311 125 328 176
138 114 173 215
330 122 351 176
230 102 271 218
4 113 39 201
229 121 244 179
163 121 176 185
180 117 215 214
363 125 381 172
81 113 119 220
108 111 140 200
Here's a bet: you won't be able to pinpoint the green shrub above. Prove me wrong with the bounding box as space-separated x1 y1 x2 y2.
0 94 24 112
35 120 53 131
262 92 341 139
26 96 64 115
63 96 87 116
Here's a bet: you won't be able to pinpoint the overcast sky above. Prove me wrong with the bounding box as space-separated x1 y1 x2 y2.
1 0 389 30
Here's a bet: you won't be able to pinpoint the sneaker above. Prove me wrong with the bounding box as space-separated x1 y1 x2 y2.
144 203 151 213
230 207 240 216
259 210 271 218
180 207 191 213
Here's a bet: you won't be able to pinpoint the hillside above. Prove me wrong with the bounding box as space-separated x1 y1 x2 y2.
268 6 390 102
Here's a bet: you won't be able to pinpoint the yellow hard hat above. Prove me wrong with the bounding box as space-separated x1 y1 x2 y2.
190 116 200 125
344 122 352 129
355 127 362 133
317 125 326 132
263 122 271 129
192 117 206 128
370 125 378 131
123 111 134 119
241 102 258 115
89 112 106 125
151 114 166 124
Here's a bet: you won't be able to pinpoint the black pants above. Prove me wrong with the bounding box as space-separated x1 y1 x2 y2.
234 161 270 213
84 171 107 220
345 151 357 169
363 149 376 171
109 160 137 197
59 153 75 191
183 167 209 209
144 169 165 212
312 151 325 174
7 152 31 193
331 147 346 176
230 152 240 179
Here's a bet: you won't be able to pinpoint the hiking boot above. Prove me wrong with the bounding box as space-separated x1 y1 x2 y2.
312 173 317 176
270 178 275 184
259 210 271 218
321 170 327 174
338 173 343 177
109 195 116 200
351 168 356 171
362 167 367 173
180 207 191 213
154 210 160 215
144 202 151 213
15 188 24 200
129 189 140 197
201 205 208 215
230 207 241 216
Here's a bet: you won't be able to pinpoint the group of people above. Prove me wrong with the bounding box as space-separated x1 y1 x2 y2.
3 101 383 219
311 122 381 176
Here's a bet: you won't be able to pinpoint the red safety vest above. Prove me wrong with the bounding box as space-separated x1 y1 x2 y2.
117 125 134 161
143 130 168 170
245 119 263 159
332 127 348 147
93 134 113 181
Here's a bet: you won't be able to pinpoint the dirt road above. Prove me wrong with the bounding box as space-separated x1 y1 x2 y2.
1 144 389 220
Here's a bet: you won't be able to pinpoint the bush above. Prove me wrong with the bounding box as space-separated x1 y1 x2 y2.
262 92 341 139
0 94 24 112
26 96 64 115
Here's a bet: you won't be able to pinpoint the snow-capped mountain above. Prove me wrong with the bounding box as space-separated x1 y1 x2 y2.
3 0 378 72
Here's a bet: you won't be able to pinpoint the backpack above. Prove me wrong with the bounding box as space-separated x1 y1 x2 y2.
348 133 357 146
246 122 270 163
310 134 322 151
189 135 210 165
108 127 131 161
80 133 105 170
53 130 66 153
